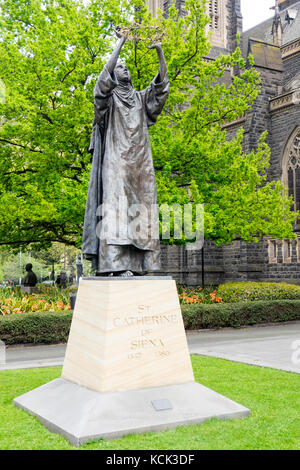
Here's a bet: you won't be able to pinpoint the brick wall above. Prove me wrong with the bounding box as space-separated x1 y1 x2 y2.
160 238 300 286
269 106 300 182
283 54 300 84
244 66 283 153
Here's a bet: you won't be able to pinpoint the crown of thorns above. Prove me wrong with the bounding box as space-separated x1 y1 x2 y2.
115 24 165 43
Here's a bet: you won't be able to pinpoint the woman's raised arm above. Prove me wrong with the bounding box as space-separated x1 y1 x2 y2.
148 43 167 82
105 29 128 75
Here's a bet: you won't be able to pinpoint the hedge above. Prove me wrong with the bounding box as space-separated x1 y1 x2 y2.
182 300 300 329
0 310 72 345
1 300 300 344
216 282 300 303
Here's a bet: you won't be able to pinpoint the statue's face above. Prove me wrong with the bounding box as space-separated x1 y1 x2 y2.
115 63 131 84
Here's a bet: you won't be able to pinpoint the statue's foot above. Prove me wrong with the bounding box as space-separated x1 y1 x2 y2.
119 270 134 277
103 271 136 277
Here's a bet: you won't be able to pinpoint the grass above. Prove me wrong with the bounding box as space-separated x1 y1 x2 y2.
0 356 299 450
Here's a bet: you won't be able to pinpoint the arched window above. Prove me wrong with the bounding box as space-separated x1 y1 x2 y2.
282 126 300 228
268 239 278 263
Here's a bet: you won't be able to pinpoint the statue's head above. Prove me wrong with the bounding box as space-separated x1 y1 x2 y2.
115 62 132 86
25 263 33 272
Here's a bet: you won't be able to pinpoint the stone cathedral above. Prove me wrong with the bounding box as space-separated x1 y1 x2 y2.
149 0 300 285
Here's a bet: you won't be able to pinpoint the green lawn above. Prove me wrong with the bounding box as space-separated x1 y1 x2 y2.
1 356 299 450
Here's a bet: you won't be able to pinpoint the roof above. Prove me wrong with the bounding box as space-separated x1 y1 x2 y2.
242 1 300 58
248 39 283 71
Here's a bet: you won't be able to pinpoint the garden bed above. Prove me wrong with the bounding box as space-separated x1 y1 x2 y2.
1 300 300 345
0 286 71 315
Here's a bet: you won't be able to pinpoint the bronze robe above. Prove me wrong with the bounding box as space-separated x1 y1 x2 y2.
82 66 169 273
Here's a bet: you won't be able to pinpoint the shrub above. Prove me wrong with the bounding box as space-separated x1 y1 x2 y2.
182 300 300 329
0 310 72 345
1 301 300 344
216 282 300 303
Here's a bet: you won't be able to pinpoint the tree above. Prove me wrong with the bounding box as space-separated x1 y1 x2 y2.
1 251 49 281
0 0 297 251
35 242 79 269
0 0 127 248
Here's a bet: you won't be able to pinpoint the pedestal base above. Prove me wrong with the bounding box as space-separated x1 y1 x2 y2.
14 378 250 447
61 277 194 393
14 277 251 445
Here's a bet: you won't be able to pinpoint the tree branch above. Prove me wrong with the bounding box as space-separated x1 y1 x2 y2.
0 138 43 153
61 65 77 83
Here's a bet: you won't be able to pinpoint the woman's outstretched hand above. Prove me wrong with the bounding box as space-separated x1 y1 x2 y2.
114 27 128 42
105 27 128 74
148 42 162 51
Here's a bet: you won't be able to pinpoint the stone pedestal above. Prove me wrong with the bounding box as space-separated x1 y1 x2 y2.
62 277 194 393
21 286 38 294
14 277 250 445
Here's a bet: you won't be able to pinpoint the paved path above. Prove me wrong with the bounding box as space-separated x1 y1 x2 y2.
188 321 300 374
1 344 65 370
1 322 300 374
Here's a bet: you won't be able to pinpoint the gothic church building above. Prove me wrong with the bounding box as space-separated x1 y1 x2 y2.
152 1 300 285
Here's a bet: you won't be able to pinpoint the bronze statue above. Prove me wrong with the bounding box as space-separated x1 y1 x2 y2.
23 263 37 287
82 29 169 276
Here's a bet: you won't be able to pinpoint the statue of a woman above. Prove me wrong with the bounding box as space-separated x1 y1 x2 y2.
82 30 169 276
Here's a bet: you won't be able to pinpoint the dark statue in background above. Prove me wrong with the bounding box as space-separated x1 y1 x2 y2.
82 29 169 276
23 263 37 287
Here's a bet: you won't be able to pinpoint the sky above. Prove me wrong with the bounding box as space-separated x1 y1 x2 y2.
241 0 275 31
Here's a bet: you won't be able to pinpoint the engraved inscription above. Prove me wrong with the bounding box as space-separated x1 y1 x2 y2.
131 338 165 350
113 313 178 328
115 305 178 361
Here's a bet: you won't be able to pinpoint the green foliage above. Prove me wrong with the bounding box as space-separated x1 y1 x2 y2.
178 281 300 305
182 300 300 329
1 299 300 344
1 253 49 281
0 243 93 281
216 281 300 303
0 309 72 344
0 0 125 248
0 0 297 250
35 242 79 265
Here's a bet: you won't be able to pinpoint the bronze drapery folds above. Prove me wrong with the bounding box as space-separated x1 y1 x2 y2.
82 33 169 275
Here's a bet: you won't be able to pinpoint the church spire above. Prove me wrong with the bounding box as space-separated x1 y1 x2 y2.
272 0 283 46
